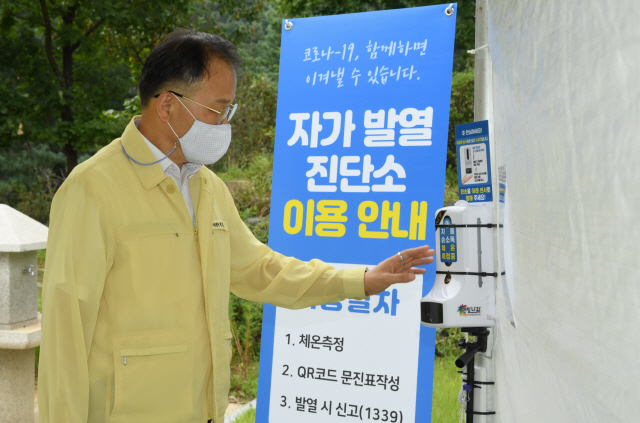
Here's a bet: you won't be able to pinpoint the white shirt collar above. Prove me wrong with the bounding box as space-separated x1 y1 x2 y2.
134 119 201 177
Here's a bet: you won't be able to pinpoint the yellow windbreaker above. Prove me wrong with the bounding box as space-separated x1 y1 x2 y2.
38 117 366 423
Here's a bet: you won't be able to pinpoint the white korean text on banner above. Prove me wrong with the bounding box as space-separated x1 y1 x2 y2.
257 5 457 422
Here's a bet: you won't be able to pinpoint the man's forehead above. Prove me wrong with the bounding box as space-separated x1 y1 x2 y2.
198 62 236 102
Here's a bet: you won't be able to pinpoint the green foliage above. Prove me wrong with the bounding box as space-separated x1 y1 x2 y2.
37 249 47 270
216 153 274 219
0 140 66 184
229 360 260 401
449 1 476 73
229 293 264 363
0 0 265 173
279 0 433 16
246 217 270 244
220 154 272 383
215 72 279 169
236 3 284 82
0 0 146 156
448 69 475 169
222 155 272 402
444 165 459 205
228 293 263 402
0 171 60 224
435 327 465 358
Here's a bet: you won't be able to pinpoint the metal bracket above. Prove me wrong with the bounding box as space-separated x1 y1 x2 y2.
445 4 454 16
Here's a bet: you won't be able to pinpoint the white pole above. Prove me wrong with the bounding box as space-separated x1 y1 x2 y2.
473 0 497 422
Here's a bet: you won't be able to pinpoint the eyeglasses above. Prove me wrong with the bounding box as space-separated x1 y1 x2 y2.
154 91 238 124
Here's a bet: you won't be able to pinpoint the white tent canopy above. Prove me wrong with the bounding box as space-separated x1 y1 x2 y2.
486 1 640 421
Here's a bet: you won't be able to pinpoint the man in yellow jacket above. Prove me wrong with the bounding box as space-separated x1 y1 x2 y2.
38 29 435 423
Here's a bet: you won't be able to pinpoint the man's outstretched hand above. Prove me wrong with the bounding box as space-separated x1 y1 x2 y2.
363 245 436 296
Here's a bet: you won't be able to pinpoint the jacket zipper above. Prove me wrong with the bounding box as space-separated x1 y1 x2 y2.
194 176 204 257
200 176 212 419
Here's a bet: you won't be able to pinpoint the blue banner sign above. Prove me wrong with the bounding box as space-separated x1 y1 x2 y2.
455 120 493 204
258 4 457 422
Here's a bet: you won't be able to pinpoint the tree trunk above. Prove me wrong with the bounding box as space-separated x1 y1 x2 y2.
63 142 78 173
61 6 78 175
61 101 77 173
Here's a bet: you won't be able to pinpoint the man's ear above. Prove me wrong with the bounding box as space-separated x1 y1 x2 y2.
155 92 174 123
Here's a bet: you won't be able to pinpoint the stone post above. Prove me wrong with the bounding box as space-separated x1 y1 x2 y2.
0 204 48 423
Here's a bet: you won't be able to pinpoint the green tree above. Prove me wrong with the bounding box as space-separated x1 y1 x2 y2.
235 2 284 82
448 68 474 168
0 0 263 174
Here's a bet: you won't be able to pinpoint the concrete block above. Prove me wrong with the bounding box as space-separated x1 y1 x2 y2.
0 321 41 350
0 348 35 423
0 205 48 253
0 252 39 330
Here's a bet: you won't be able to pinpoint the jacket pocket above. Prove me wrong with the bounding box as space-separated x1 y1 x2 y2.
211 220 228 233
113 222 198 306
110 335 193 423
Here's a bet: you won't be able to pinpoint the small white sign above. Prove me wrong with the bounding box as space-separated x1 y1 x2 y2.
269 263 423 423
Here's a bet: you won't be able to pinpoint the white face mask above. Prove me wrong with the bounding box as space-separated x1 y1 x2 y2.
167 94 232 166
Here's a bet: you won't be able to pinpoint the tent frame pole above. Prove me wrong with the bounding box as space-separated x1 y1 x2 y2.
474 0 497 421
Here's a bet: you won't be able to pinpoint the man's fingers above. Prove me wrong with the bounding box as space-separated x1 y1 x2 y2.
399 246 434 261
388 272 417 284
370 246 436 293
400 245 430 257
396 246 433 265
399 254 434 272
402 256 433 269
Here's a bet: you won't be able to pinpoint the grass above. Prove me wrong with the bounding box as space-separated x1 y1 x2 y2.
229 360 260 402
231 405 256 423
432 355 463 422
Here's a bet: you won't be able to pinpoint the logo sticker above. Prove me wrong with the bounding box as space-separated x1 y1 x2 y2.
458 304 481 316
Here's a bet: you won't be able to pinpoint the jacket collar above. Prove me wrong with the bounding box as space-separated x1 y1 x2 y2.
121 116 168 190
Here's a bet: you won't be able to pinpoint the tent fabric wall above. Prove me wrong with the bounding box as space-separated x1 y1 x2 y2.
487 1 640 421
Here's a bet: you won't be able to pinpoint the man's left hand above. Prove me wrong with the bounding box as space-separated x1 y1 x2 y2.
363 245 436 296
